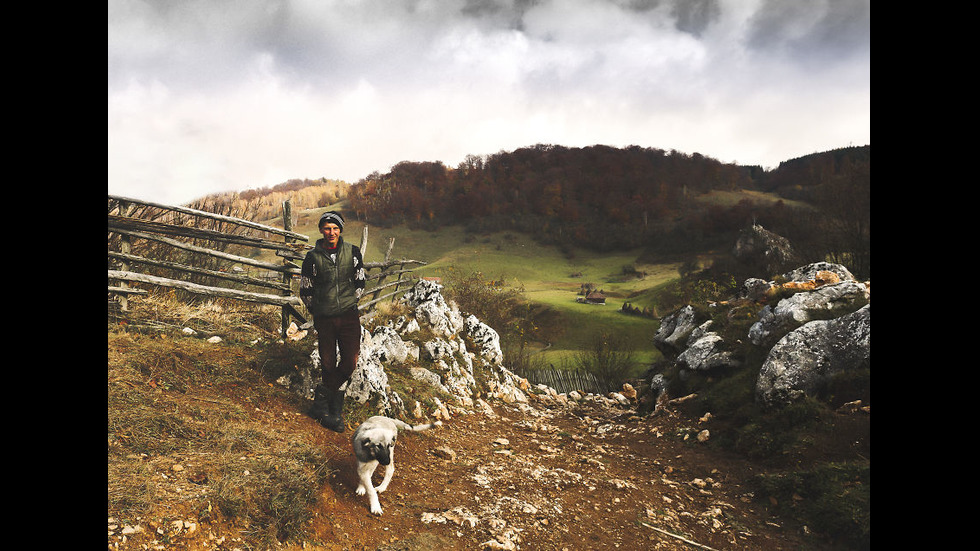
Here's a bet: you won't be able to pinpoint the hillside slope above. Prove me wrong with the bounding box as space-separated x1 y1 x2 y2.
108 297 867 550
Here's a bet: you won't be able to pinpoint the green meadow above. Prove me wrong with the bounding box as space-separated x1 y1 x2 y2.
282 206 684 368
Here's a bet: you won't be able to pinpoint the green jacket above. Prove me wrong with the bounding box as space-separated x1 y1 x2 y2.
300 238 365 317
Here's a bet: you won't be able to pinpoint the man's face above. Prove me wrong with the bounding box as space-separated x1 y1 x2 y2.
320 223 341 247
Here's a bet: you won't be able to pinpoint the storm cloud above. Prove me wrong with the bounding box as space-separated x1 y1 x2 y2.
108 0 870 205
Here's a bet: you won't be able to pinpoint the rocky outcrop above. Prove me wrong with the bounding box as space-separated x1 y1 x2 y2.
650 261 870 409
289 279 615 420
464 314 504 365
652 306 701 356
403 279 464 338
748 278 870 348
756 304 870 408
653 308 741 373
676 321 741 372
732 224 797 275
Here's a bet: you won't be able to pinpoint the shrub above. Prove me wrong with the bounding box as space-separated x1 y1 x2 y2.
442 268 553 354
574 332 637 393
443 269 526 330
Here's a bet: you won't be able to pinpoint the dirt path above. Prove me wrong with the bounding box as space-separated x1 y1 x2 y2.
304 399 820 551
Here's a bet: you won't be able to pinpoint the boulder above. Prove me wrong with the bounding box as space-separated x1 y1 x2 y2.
653 305 701 356
347 326 407 415
748 280 870 347
732 224 797 275
369 325 418 364
423 338 455 361
676 321 741 372
464 314 504 365
756 304 870 408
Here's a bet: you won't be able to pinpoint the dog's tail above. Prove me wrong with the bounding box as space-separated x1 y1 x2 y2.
393 419 443 432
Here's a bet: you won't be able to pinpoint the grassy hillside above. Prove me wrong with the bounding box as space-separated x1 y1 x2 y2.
249 183 809 374
693 188 813 210
269 202 727 370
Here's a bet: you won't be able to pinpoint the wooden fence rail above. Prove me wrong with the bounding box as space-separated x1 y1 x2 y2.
515 367 608 396
107 194 425 337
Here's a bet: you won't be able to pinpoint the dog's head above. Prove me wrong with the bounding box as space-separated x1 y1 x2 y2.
366 439 393 465
356 431 396 465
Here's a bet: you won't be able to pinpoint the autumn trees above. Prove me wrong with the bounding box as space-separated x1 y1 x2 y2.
347 144 870 277
349 144 756 248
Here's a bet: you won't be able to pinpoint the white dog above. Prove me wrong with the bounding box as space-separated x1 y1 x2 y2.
351 416 442 515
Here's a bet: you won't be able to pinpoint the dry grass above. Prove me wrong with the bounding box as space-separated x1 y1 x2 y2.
108 291 332 547
111 289 286 343
360 298 413 333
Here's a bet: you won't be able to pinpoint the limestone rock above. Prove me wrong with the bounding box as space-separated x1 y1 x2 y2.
748 280 869 347
653 305 702 356
756 304 870 408
732 224 797 275
370 325 415 364
676 321 741 372
410 367 449 394
405 279 464 338
780 262 855 284
464 315 504 365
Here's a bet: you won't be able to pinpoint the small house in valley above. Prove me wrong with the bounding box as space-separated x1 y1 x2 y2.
577 289 606 305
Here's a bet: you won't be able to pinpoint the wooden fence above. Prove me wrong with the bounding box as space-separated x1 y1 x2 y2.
107 194 424 337
515 367 608 396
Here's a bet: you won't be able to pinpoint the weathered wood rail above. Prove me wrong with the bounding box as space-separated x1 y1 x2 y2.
515 367 608 396
107 194 425 337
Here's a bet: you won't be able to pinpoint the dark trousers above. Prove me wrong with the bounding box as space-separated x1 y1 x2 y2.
314 308 361 391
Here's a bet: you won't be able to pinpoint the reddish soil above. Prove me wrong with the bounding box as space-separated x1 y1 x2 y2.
294 398 847 551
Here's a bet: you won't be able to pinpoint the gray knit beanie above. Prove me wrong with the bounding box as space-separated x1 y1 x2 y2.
318 211 345 231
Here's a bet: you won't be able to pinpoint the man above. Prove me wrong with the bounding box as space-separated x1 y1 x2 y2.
300 211 366 433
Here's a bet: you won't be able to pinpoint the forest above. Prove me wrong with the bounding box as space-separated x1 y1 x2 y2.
347 144 870 278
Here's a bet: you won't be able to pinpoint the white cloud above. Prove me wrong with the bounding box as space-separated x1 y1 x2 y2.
108 0 870 205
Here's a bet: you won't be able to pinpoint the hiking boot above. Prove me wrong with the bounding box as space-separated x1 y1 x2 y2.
321 389 347 433
311 385 332 424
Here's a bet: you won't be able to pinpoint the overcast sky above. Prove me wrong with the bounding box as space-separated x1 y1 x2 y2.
108 0 870 206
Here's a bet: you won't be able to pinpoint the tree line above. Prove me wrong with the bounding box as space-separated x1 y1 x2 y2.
349 145 753 247
183 143 870 280
347 144 870 278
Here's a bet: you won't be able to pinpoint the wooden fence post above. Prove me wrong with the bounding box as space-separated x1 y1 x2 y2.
117 199 133 312
366 237 396 312
281 199 295 339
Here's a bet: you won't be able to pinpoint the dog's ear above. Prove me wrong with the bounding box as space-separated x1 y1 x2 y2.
354 437 374 461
